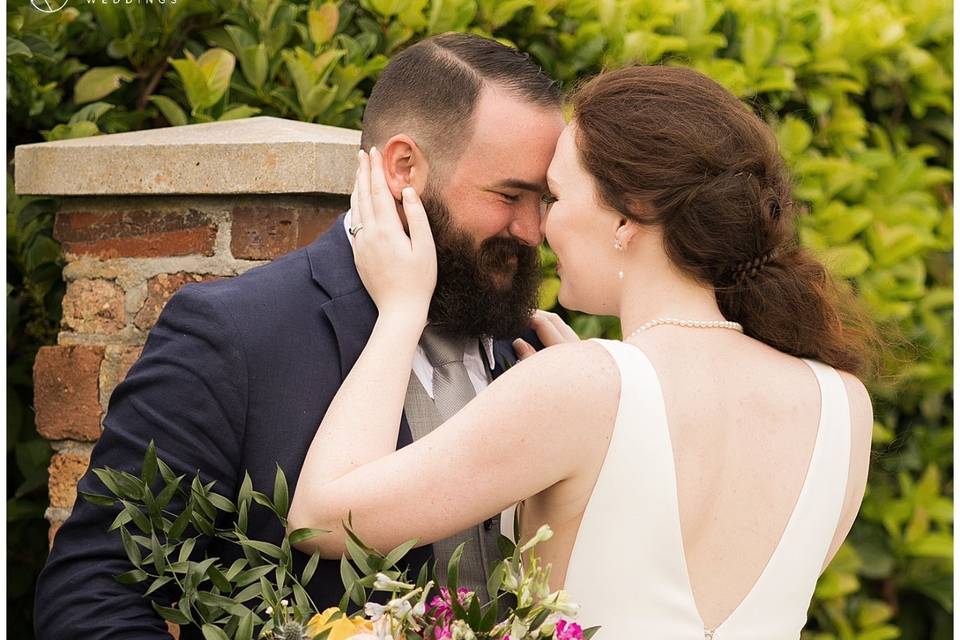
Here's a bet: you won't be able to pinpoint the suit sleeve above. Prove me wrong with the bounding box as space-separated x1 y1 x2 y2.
34 283 248 639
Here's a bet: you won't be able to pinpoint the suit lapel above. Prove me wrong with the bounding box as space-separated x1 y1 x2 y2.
306 216 414 449
490 339 519 380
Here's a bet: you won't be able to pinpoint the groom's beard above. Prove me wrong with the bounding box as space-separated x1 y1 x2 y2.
421 186 541 339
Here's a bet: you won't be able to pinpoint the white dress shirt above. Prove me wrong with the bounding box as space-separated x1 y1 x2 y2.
343 210 496 397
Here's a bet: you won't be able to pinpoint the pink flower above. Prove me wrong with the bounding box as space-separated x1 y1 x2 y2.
427 587 473 628
555 619 584 640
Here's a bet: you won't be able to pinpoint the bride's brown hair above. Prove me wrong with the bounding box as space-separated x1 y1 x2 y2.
572 65 878 377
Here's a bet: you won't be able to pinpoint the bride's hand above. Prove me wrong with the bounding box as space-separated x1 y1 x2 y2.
514 310 580 360
351 147 437 323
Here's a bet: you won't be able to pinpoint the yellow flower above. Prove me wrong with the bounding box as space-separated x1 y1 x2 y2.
305 607 375 640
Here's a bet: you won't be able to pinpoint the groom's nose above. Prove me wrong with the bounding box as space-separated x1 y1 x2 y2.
507 200 544 246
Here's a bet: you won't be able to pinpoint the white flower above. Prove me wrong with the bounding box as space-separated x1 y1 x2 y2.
387 598 412 618
519 525 554 553
364 601 387 621
374 572 414 591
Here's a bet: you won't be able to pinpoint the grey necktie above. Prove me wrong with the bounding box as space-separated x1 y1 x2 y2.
419 327 477 421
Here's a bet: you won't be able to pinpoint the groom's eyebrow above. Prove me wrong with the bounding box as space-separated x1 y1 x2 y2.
491 178 546 192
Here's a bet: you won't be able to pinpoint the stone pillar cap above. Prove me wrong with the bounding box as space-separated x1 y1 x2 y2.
14 116 361 196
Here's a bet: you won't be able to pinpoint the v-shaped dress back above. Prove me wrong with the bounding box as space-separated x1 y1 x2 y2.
563 339 851 639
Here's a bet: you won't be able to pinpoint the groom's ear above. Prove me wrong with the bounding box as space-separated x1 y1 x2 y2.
380 134 430 201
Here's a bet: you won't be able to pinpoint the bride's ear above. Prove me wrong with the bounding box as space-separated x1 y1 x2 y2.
379 135 430 201
614 218 642 250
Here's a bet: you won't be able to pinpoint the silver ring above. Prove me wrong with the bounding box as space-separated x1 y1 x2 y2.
348 223 364 237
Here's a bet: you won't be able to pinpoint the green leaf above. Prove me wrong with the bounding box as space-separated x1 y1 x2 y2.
238 44 269 88
207 491 236 513
80 491 116 507
152 601 191 624
120 500 151 534
339 554 361 604
201 623 231 640
73 66 136 104
149 531 168 575
821 245 872 278
147 95 188 127
120 526 142 567
68 102 114 124
115 568 149 584
144 575 173 596
308 4 339 46
344 533 376 574
383 538 419 568
218 105 260 121
488 0 534 28
235 612 255 640
224 558 248 581
178 537 196 563
7 37 32 58
273 464 289 519
301 551 321 585
234 564 275 587
141 440 158 487
447 541 466 592
197 48 236 107
239 538 285 561
25 236 62 272
288 527 329 545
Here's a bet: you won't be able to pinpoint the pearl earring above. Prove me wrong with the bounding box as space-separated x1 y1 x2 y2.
614 239 624 279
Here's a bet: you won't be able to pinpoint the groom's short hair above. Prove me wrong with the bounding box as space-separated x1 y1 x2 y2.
360 33 561 179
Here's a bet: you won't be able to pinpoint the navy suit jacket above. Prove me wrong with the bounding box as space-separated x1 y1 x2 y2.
34 215 532 639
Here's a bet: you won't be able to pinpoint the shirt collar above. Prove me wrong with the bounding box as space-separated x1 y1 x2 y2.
345 209 497 370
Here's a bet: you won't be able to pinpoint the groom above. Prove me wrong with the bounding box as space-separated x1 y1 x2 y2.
34 33 564 638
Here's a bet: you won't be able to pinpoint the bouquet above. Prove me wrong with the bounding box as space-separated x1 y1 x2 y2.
83 442 599 640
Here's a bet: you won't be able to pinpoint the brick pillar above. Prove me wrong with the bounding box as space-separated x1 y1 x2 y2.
15 116 355 544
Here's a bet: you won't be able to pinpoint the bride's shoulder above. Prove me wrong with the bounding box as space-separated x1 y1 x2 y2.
835 369 873 458
501 340 622 400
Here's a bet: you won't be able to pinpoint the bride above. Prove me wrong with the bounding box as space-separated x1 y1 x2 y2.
287 65 875 638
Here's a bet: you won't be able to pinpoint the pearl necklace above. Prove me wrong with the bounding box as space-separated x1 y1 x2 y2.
626 317 744 339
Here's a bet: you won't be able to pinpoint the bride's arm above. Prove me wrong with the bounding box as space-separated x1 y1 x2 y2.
288 338 618 558
287 149 619 557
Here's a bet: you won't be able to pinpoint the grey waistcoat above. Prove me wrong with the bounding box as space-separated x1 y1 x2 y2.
402 368 502 602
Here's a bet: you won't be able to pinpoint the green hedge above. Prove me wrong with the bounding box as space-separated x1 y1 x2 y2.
7 0 952 637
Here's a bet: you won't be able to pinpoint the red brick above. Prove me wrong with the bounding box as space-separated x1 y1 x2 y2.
62 279 126 334
297 207 341 247
134 272 222 331
230 203 340 259
34 345 105 441
48 451 92 509
100 346 144 406
54 208 217 259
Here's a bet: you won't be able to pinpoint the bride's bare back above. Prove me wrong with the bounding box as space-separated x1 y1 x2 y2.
520 330 872 629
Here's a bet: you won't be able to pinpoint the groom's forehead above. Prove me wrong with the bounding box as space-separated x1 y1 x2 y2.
460 107 561 177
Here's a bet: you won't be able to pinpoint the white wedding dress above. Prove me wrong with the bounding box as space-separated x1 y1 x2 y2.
561 339 851 639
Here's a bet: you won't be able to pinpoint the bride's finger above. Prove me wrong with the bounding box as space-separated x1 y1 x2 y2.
512 338 537 360
541 310 579 342
529 312 566 346
350 167 361 226
356 149 375 233
401 187 434 255
369 147 403 235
